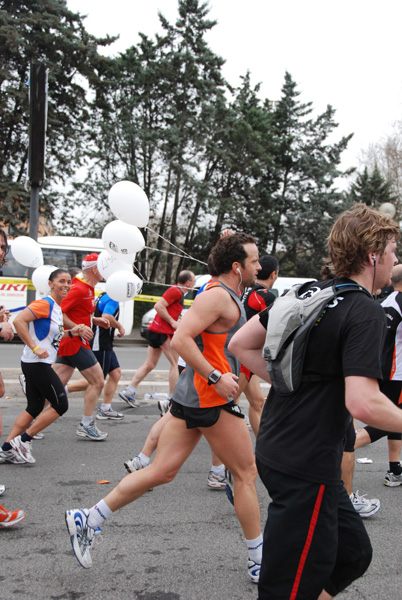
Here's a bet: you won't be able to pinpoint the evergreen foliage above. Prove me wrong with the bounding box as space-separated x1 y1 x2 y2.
1 0 353 279
348 165 397 208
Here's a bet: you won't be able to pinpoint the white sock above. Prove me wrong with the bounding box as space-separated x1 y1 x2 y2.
101 403 111 411
138 452 150 467
210 464 225 476
126 385 136 395
82 415 92 427
246 534 263 563
87 499 113 529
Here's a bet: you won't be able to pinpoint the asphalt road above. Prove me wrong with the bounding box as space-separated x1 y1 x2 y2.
1 343 402 599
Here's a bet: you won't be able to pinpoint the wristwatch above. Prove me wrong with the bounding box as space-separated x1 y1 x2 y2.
207 369 222 386
68 330 73 338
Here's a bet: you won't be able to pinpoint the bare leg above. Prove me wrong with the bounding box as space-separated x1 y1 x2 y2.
388 439 402 463
103 368 121 404
243 375 265 437
52 363 75 386
68 378 88 393
6 411 34 442
202 411 261 540
142 411 173 457
340 451 354 496
104 416 202 511
354 429 372 449
25 407 60 437
130 346 162 388
160 339 179 395
79 363 105 417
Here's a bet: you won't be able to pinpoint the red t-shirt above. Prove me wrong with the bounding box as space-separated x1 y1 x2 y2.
148 285 184 335
58 276 95 356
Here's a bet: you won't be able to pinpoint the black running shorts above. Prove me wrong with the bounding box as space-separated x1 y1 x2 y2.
170 399 244 429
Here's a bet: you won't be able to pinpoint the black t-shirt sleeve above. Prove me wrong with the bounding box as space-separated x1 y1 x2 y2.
341 306 385 379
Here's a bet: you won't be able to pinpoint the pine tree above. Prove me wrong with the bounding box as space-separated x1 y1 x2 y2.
348 165 397 208
0 0 114 232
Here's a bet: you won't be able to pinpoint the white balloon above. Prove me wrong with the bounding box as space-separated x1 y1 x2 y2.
102 220 145 260
97 250 133 280
108 181 149 227
31 265 57 296
11 237 44 268
105 271 142 302
378 202 396 219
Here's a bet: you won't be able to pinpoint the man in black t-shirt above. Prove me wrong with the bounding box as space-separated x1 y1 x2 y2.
229 204 401 600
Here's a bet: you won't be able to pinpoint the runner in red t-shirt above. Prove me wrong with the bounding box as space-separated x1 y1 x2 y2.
234 255 279 436
53 253 114 441
119 270 196 407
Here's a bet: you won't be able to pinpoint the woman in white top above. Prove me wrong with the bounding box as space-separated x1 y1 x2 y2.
0 269 92 465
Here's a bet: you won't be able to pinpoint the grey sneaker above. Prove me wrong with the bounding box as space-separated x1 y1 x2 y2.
33 432 44 440
207 470 226 489
0 484 5 495
118 389 140 408
349 491 380 518
10 436 35 464
384 471 402 487
96 407 124 420
76 421 108 441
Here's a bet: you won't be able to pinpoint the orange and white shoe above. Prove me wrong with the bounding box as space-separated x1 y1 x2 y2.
0 505 26 527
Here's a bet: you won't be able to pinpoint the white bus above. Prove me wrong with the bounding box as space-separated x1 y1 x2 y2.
0 236 133 335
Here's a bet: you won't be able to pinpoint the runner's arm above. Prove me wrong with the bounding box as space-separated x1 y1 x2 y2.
228 313 272 383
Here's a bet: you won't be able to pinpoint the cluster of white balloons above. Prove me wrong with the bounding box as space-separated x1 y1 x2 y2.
101 181 149 302
10 181 149 302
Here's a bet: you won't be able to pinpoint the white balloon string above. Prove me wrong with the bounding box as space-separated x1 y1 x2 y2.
145 226 207 265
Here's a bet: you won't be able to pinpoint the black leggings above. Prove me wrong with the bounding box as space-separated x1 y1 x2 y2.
21 361 68 418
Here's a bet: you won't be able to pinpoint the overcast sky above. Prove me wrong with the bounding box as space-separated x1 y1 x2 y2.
67 0 402 183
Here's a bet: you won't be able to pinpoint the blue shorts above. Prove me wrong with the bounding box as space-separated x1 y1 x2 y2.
93 350 120 376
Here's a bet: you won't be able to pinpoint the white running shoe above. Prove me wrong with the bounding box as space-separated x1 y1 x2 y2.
0 447 27 464
0 484 5 496
10 436 35 464
207 470 226 489
158 399 170 417
349 491 380 518
124 455 144 474
33 432 44 440
118 389 140 408
96 407 124 420
65 508 101 568
76 421 108 441
19 373 26 396
247 558 261 584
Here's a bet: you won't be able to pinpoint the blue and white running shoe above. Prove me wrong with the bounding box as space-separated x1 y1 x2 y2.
65 508 101 568
247 558 261 584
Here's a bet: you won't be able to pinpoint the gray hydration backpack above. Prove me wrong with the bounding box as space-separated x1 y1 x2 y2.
262 281 372 395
